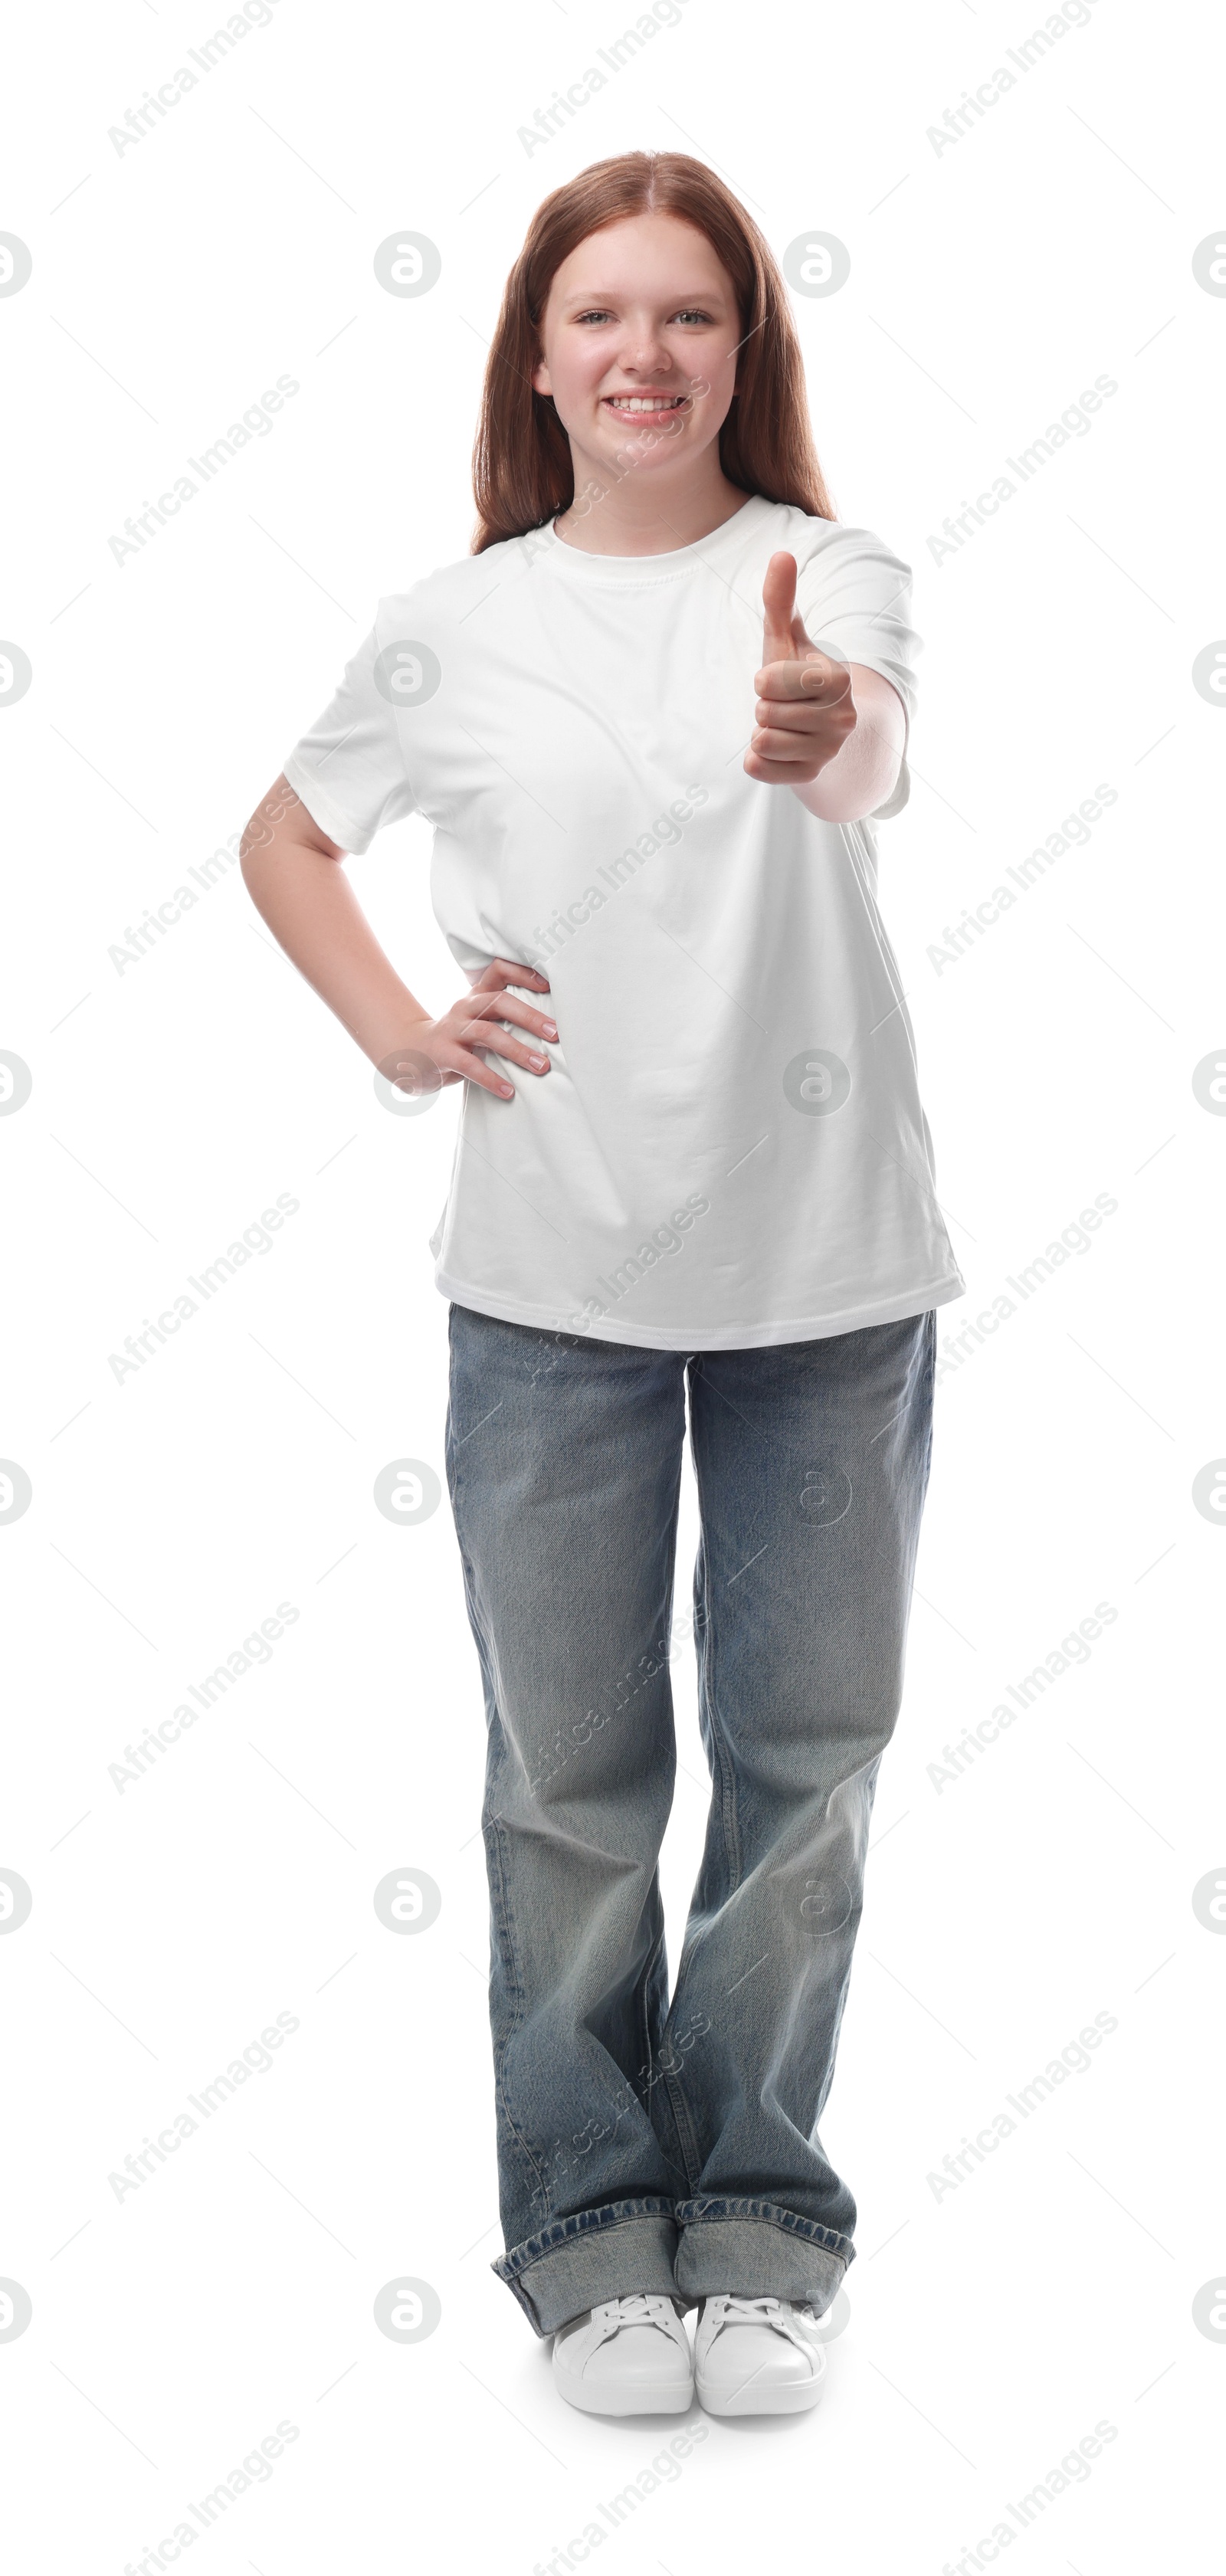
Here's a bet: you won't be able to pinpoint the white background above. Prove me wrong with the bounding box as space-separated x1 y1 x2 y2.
2 0 1223 2568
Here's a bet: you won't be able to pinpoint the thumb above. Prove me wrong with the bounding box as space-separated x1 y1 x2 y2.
762 552 801 664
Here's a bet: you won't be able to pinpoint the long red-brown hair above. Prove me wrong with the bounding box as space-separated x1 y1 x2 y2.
470 151 834 552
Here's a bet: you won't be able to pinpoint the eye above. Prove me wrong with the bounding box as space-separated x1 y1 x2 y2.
571 305 717 326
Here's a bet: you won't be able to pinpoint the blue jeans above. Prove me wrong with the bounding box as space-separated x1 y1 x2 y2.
444 1301 936 2335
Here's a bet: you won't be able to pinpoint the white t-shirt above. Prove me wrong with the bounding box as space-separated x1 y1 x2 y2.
282 491 965 1349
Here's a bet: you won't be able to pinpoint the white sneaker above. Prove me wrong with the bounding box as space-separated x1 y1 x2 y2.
552 2293 693 2416
694 2293 828 2416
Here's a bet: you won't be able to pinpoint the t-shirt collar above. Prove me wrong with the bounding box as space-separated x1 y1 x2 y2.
535 490 770 580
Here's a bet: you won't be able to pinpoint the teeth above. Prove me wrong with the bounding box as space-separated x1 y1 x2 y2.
605 395 685 411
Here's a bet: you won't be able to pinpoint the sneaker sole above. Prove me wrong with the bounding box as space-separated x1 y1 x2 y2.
554 2372 694 2417
697 2371 825 2417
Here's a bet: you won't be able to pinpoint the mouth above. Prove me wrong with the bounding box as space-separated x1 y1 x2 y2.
600 392 691 420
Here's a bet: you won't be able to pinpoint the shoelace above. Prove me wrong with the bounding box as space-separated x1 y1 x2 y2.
710 2295 821 2355
593 2293 677 2342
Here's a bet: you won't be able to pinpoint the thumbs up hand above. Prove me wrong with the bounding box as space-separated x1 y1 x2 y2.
744 551 857 785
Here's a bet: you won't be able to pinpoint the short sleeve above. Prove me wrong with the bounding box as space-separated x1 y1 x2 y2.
281 608 418 854
794 525 922 821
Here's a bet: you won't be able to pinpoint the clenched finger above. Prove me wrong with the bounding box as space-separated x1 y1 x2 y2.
752 693 843 735
749 726 828 764
755 651 851 703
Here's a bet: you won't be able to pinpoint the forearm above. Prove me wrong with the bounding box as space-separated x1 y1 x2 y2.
240 836 428 1068
789 666 906 824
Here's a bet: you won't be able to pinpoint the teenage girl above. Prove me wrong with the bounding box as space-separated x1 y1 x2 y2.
241 150 964 2420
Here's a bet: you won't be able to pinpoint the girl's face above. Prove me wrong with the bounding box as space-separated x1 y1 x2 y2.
532 211 742 488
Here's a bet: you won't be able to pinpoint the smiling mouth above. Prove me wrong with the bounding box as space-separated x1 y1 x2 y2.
601 393 690 415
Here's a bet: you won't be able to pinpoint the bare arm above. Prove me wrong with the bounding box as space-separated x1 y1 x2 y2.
238 775 556 1099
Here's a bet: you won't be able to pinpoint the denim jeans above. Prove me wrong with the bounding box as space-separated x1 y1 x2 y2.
444 1300 936 2335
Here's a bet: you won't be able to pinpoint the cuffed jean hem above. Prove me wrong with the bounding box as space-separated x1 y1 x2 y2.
491 2199 682 2338
672 2199 853 2313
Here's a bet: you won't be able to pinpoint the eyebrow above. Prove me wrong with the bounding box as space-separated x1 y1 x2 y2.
556 287 726 308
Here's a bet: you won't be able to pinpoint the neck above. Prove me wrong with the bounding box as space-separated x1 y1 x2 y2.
552 451 749 556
